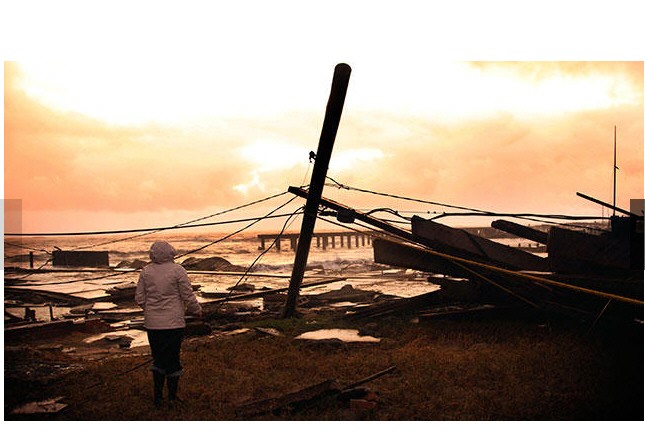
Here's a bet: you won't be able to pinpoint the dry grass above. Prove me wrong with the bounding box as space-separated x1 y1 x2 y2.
4 312 643 420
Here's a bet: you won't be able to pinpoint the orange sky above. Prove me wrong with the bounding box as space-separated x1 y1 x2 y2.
2 4 644 235
0 0 644 232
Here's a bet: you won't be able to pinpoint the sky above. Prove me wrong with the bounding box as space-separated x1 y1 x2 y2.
2 1 645 235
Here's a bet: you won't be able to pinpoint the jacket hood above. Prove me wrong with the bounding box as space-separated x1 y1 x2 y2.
149 241 177 264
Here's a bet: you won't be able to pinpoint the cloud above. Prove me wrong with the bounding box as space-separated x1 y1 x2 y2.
5 63 251 214
5 61 643 232
321 105 643 222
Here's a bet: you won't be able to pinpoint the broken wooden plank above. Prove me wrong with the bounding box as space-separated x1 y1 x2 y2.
4 287 91 305
4 319 76 339
235 366 397 417
203 277 347 305
235 379 342 418
547 225 633 274
10 397 68 415
373 238 471 278
374 239 538 308
342 289 465 321
491 219 549 245
411 216 549 272
417 304 514 321
342 365 397 390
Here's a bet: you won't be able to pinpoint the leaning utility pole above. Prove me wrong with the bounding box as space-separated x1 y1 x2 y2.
613 125 618 217
282 63 352 318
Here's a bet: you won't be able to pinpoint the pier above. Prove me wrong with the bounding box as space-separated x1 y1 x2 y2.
257 231 381 252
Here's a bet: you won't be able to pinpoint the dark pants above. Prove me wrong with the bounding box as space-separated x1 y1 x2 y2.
147 328 184 377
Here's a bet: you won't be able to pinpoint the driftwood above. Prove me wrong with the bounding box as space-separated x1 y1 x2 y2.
235 365 397 417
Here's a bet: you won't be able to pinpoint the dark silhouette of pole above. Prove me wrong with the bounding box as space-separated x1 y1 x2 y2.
576 191 639 218
282 63 352 318
613 125 618 217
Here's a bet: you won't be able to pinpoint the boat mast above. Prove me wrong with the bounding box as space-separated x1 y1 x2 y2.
612 125 617 217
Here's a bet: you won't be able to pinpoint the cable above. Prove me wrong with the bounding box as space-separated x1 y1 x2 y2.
5 191 290 238
325 176 492 214
8 271 133 287
5 212 298 238
11 259 52 280
174 195 301 261
325 176 609 229
4 241 53 254
216 206 304 306
234 207 303 286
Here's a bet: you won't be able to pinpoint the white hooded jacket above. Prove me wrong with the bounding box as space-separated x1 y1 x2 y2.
135 241 202 329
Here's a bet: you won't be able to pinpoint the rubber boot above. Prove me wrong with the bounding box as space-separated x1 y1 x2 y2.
153 371 165 407
167 375 180 407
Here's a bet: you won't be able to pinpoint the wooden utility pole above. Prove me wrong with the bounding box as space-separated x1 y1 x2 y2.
282 63 352 318
613 125 618 217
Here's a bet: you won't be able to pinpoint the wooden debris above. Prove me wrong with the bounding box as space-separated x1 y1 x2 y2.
343 284 482 321
10 397 68 415
373 238 472 278
4 287 90 306
203 277 346 306
5 318 111 340
491 219 549 244
306 284 381 303
235 365 397 417
547 224 633 274
235 379 342 418
5 319 76 340
254 327 283 337
417 304 513 321
411 216 549 272
342 365 397 390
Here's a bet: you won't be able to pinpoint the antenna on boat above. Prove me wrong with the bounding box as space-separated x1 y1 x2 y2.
612 125 618 217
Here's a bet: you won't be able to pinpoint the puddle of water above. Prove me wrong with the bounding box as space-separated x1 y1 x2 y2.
84 330 149 348
295 328 380 343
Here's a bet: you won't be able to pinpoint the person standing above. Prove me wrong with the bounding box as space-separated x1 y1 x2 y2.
135 240 202 407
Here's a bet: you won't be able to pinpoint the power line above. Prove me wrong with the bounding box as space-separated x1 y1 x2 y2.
215 205 304 306
4 212 299 238
325 176 609 230
4 191 290 238
325 176 493 214
175 195 301 260
3 241 52 254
